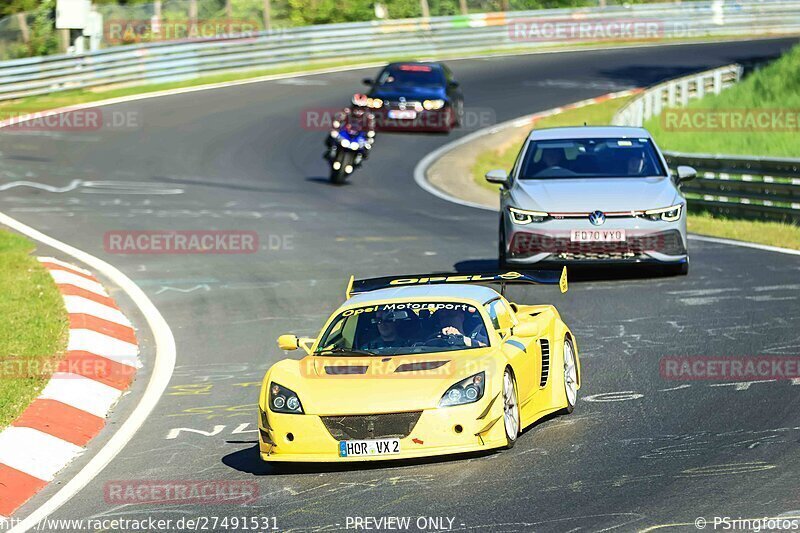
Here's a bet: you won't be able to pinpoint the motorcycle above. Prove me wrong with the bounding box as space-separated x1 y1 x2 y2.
327 126 371 184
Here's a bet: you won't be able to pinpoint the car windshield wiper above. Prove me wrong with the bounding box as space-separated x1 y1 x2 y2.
315 348 379 357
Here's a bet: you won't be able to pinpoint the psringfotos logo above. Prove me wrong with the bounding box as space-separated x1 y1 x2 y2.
104 480 258 505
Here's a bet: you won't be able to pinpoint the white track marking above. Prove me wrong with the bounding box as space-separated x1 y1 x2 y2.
38 257 93 276
63 295 131 326
47 270 107 295
0 180 83 193
688 234 800 256
0 212 175 533
66 330 141 368
39 374 123 418
0 427 83 482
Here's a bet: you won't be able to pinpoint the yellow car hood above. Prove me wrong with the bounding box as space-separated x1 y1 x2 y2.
268 350 496 415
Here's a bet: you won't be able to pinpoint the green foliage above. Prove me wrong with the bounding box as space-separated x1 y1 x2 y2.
27 0 58 57
646 43 800 157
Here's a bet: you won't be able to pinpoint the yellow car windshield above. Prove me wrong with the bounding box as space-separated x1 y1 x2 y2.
315 302 490 356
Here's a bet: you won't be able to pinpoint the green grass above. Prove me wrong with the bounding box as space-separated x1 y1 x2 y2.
0 230 68 429
472 96 633 192
645 43 800 157
688 212 800 249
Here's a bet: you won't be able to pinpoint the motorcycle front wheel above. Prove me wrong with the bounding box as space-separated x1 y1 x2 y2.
330 150 354 184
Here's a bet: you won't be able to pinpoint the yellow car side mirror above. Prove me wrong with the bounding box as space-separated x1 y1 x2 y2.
277 334 299 351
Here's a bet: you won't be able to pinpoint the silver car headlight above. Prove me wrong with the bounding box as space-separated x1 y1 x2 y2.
269 382 304 414
439 372 485 407
644 204 683 222
509 207 548 225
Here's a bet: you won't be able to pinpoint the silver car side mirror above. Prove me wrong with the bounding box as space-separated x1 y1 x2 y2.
676 165 696 183
485 169 509 186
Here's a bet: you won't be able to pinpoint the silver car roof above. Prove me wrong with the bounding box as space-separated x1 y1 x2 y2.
344 284 500 306
527 126 653 141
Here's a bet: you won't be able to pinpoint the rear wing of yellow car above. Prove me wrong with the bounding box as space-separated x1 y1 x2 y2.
346 267 568 298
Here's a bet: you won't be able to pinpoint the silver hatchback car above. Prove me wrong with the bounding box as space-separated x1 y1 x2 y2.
487 126 696 275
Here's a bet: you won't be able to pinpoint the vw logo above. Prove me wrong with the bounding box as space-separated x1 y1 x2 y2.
398 96 407 110
588 210 606 226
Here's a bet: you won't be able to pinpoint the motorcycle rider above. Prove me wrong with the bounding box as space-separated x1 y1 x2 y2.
324 93 376 165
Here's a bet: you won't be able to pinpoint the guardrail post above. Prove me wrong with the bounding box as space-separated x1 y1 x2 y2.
713 69 723 94
653 87 663 117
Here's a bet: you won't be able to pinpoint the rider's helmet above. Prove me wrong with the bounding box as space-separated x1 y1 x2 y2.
351 93 369 109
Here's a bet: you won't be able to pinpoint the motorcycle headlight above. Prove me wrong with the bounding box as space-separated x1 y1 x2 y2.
269 382 303 414
340 139 350 148
439 372 485 408
423 99 446 110
509 207 548 225
644 204 683 222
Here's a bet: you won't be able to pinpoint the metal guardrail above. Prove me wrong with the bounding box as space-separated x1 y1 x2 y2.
1 0 800 102
665 151 800 222
612 60 800 222
611 64 744 127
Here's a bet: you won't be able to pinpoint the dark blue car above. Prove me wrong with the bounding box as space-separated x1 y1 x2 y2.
362 62 464 133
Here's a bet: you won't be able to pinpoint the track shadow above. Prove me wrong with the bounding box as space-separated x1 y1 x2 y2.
598 51 786 87
453 258 681 281
305 176 351 186
222 444 498 476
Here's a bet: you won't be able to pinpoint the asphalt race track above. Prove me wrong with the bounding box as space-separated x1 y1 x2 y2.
2 38 799 532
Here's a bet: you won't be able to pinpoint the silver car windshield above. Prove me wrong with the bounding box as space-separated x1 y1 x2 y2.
519 137 667 179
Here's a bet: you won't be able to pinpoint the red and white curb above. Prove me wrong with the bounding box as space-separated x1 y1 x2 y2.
0 257 140 519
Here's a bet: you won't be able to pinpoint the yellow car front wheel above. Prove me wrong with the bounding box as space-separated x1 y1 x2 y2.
564 338 578 414
502 369 520 449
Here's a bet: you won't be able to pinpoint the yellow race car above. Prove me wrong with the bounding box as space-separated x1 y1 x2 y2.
258 270 580 462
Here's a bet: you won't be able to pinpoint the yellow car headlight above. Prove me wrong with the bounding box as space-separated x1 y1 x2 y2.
423 99 446 110
270 382 304 414
439 372 485 407
644 204 683 222
509 207 548 225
